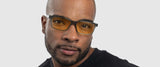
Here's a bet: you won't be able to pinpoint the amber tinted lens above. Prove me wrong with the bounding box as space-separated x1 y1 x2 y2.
76 21 95 34
51 17 71 30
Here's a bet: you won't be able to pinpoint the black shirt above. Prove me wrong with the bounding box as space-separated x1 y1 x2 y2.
39 48 138 67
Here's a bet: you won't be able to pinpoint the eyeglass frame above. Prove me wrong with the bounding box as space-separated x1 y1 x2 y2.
46 15 98 34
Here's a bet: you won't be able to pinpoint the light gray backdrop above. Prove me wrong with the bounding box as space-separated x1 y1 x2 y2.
0 0 159 67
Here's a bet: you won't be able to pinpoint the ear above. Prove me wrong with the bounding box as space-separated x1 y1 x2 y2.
41 15 47 34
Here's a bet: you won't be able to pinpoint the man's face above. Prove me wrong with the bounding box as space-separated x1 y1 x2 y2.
45 23 92 65
42 0 96 66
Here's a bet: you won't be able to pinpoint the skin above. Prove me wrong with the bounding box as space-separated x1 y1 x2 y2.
41 0 96 67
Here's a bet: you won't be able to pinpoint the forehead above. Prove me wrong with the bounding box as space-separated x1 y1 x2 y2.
47 0 95 21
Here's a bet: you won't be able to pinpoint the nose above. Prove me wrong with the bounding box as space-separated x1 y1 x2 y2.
62 25 79 43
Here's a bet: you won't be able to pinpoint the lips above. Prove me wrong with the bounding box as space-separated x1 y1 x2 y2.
59 46 79 56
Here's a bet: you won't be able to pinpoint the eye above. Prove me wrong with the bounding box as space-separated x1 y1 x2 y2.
81 24 91 29
53 20 65 25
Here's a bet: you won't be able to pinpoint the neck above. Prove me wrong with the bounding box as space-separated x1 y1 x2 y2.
52 48 95 67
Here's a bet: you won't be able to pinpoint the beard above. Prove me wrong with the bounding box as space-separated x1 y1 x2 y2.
45 38 90 66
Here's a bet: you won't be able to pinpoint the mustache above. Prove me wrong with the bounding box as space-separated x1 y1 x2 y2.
56 45 81 52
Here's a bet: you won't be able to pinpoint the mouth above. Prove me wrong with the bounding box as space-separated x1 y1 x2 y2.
59 46 79 56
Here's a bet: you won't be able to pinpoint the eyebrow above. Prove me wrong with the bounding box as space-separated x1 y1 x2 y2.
48 14 98 27
48 14 94 23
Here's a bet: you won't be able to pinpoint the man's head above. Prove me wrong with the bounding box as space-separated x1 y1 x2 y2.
41 0 96 66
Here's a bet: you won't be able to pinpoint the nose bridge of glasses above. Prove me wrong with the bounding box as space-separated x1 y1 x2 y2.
67 20 77 29
67 21 78 33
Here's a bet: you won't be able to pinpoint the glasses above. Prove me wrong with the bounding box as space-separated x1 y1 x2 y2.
47 15 98 35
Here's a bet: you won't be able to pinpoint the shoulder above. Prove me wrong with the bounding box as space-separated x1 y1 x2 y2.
90 48 138 67
39 58 53 67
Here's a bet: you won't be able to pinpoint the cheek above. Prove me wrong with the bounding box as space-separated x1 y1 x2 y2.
79 35 92 50
45 27 63 48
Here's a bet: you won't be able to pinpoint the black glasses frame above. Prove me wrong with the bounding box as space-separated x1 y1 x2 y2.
47 15 98 34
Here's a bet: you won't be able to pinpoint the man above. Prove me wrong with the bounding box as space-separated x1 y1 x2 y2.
39 0 138 67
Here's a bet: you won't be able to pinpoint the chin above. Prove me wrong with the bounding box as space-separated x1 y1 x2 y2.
53 52 79 66
55 57 77 66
